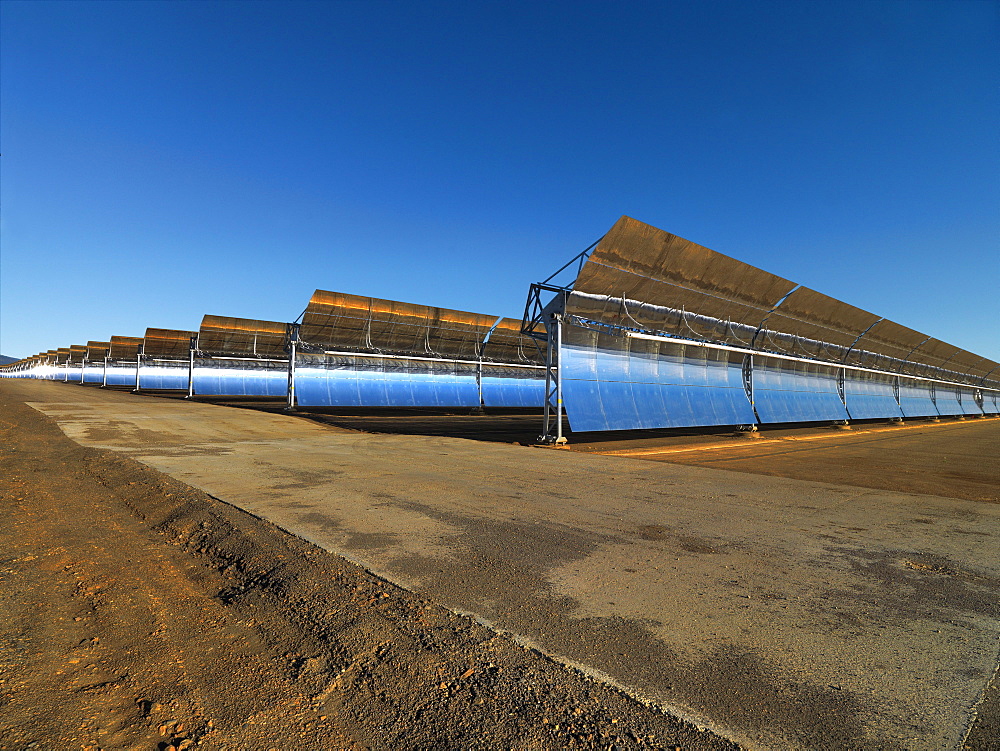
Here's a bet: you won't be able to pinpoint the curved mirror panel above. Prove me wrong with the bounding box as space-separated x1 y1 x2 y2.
294 353 481 408
933 386 963 417
104 363 139 387
752 356 848 424
959 387 983 416
560 324 756 432
138 359 189 390
897 379 938 418
480 364 546 408
843 370 902 421
192 357 288 397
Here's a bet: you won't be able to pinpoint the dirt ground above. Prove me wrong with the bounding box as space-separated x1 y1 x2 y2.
3 379 999 750
571 418 1000 504
0 383 735 750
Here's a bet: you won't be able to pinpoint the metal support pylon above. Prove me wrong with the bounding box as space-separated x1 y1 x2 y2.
538 312 566 445
285 323 300 411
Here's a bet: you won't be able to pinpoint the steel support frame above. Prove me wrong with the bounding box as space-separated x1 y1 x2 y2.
741 353 760 428
538 313 565 444
286 323 300 411
526 285 570 445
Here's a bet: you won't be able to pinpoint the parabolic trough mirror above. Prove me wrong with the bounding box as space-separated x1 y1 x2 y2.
521 216 1000 440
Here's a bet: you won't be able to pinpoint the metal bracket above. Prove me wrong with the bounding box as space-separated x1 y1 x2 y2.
741 353 762 426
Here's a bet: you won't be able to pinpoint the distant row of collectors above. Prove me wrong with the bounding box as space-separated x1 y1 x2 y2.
4 216 999 429
3 291 548 410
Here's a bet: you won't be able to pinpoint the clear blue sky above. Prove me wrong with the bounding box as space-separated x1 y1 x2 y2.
2 0 997 361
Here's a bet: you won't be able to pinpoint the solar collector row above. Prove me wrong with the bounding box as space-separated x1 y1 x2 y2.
558 321 996 433
4 217 996 434
568 217 998 383
294 290 545 408
548 217 998 432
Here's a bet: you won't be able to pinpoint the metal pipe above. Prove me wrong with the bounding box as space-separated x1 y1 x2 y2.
555 313 564 444
625 330 976 390
311 349 543 370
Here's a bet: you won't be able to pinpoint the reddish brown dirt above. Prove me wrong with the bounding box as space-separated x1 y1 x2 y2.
0 386 736 750
573 418 1000 504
